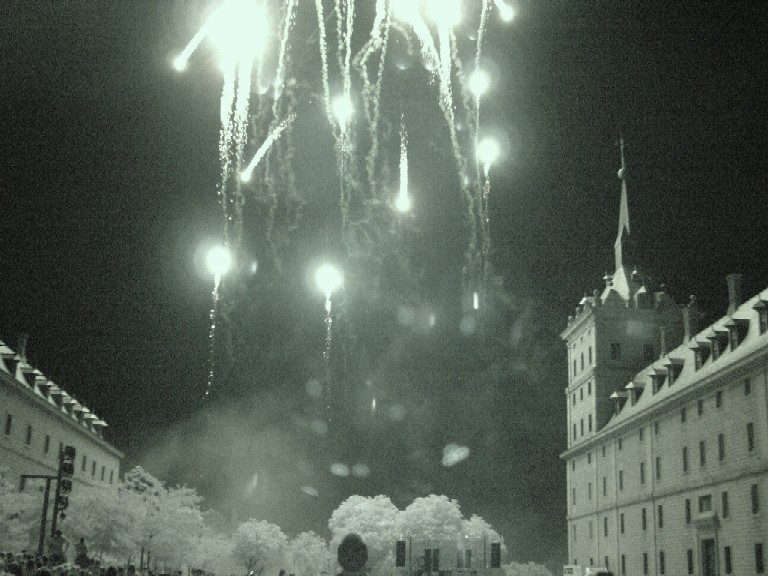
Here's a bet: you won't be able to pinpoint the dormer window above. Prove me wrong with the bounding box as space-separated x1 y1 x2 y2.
754 301 768 334
651 372 665 394
693 343 709 370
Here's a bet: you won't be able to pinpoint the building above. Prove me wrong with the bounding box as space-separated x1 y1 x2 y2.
561 142 768 576
1 337 123 490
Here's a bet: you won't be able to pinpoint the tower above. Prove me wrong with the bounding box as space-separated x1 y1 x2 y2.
561 140 684 449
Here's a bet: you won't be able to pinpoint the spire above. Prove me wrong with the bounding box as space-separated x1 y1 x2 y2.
614 136 634 269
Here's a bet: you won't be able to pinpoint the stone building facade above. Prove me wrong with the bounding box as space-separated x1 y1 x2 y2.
1 338 122 490
561 143 768 576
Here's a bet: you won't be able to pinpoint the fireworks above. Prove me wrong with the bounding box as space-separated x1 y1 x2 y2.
175 0 513 395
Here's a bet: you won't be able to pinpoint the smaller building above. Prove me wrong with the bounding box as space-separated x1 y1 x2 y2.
0 338 123 490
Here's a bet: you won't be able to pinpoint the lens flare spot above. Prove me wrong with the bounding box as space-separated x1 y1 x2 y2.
330 463 350 477
306 379 323 398
245 473 259 494
442 443 470 467
300 486 319 497
397 306 416 326
352 464 371 478
310 418 328 435
460 314 477 336
389 404 406 421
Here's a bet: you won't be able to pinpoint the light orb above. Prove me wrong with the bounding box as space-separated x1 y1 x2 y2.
426 0 462 27
316 263 343 299
332 95 353 131
494 0 516 22
395 193 412 213
469 69 491 99
207 0 268 63
173 55 188 72
206 245 232 277
477 137 501 168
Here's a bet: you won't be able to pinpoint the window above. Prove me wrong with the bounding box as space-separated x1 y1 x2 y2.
91 460 96 477
620 512 625 534
760 306 768 334
618 438 623 450
757 543 765 574
588 414 593 432
588 521 593 539
580 419 584 436
4 414 12 436
643 552 648 575
25 425 32 446
573 360 577 377
746 378 752 395
109 470 114 484
700 440 706 466
640 462 645 484
572 488 576 507
581 353 584 371
685 499 692 524
44 434 50 455
699 494 713 513
639 427 644 441
589 347 593 365
588 380 592 395
100 465 105 481
687 549 694 574
641 507 647 530
748 422 755 452
82 455 87 472
604 516 608 537
602 445 606 458
658 504 664 527
655 456 661 480
716 390 723 408
681 407 687 423
573 424 577 440
621 554 626 576
588 482 592 500
724 545 732 574
752 484 760 514
683 446 689 472
659 551 665 575
602 476 607 496
722 491 729 518
611 343 621 360
573 393 576 405
580 387 584 400
654 420 659 435
713 431 723 461
698 399 704 416
587 452 591 464
604 557 609 571
619 470 624 490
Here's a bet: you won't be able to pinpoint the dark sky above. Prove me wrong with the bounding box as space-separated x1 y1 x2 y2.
2 1 768 571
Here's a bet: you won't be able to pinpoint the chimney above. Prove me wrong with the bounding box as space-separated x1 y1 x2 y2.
17 333 28 362
726 274 744 315
683 296 699 343
659 326 667 358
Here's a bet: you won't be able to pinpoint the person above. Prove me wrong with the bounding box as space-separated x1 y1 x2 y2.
48 531 68 565
74 538 89 567
337 534 368 576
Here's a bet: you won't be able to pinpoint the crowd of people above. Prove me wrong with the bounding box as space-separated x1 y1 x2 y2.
0 533 141 576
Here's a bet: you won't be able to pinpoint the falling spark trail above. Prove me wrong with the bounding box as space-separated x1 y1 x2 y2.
481 170 492 284
242 113 297 178
273 0 297 110
397 117 410 210
314 0 334 124
205 275 223 400
175 24 208 70
323 297 334 424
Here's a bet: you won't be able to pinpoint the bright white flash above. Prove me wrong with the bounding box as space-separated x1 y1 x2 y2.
316 263 343 299
207 245 232 278
469 69 491 99
477 137 501 171
332 95 353 132
473 291 480 310
427 0 462 27
208 0 268 63
494 0 516 22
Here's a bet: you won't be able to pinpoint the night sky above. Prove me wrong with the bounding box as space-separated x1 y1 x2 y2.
2 1 768 571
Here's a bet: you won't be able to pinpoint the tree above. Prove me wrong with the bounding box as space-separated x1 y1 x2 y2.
287 531 330 576
232 519 287 575
328 495 399 575
396 495 464 543
63 483 143 564
0 466 37 551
